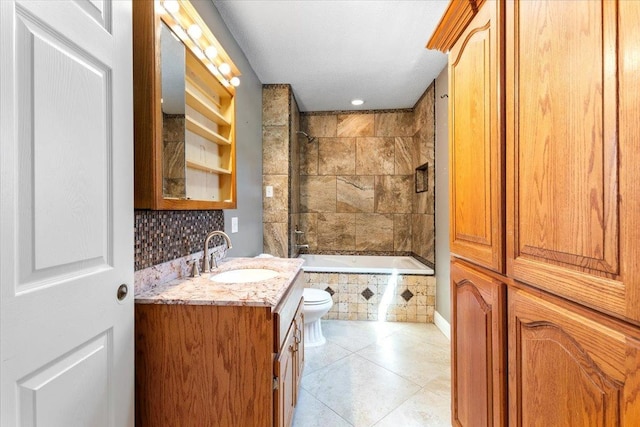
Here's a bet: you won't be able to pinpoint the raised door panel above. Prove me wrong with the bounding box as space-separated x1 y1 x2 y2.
451 259 507 427
0 1 134 425
506 0 640 322
135 304 273 427
508 287 640 426
449 1 503 272
274 323 296 427
293 301 304 404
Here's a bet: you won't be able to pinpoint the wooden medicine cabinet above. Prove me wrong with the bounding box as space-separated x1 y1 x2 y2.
133 0 240 210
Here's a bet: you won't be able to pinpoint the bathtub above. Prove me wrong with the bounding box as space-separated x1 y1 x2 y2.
299 254 434 275
299 254 435 322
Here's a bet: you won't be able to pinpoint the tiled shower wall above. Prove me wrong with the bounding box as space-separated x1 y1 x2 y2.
262 84 301 258
134 210 224 271
412 83 436 264
297 83 436 263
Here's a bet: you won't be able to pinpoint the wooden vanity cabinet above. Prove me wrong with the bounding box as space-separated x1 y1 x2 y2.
274 299 304 427
451 259 506 427
135 272 304 427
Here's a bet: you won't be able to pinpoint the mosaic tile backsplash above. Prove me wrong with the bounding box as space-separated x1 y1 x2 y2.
305 272 436 322
134 210 224 271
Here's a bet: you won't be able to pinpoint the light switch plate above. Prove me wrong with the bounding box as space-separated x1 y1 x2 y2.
265 186 274 198
231 217 238 233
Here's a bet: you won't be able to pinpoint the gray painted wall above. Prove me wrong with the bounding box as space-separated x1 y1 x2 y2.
435 65 450 322
192 1 263 256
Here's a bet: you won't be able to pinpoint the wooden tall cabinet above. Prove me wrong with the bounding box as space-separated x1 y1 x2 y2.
429 0 640 425
505 0 640 323
430 1 507 425
447 0 503 273
509 287 640 425
451 259 506 427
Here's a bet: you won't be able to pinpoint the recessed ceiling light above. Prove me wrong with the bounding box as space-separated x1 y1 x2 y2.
351 99 364 106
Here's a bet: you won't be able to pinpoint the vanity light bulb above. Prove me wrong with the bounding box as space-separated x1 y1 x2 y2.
230 77 240 87
163 0 180 13
351 99 364 106
218 62 231 75
193 47 205 59
187 24 202 40
172 25 188 41
205 46 218 60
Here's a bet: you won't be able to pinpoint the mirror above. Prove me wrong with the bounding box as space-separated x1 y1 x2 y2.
159 21 232 203
160 22 186 199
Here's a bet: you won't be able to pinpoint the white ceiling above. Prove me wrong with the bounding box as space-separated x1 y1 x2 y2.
213 0 449 112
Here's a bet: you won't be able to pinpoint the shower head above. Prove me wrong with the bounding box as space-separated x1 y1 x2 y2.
296 131 316 143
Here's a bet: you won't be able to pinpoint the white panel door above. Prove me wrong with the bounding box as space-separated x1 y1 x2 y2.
0 0 133 426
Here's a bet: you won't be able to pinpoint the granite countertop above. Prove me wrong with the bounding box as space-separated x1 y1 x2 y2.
135 257 304 308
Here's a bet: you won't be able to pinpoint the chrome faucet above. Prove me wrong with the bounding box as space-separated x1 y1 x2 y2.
202 230 233 273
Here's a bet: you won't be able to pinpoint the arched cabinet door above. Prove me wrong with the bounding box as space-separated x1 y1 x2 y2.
508 287 640 426
451 259 507 427
448 0 504 273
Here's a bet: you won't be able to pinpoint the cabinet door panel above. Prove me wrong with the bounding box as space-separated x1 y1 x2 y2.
449 1 503 272
274 324 296 427
294 302 304 403
509 288 640 426
451 259 507 427
506 0 640 322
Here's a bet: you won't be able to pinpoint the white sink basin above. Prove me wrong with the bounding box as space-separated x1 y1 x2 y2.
210 268 279 284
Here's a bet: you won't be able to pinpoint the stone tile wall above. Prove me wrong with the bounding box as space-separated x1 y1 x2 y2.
162 113 186 198
305 272 436 322
262 84 301 257
298 84 435 263
262 82 436 264
412 83 436 264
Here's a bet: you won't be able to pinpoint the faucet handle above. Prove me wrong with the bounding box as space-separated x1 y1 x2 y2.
190 258 201 277
210 252 218 269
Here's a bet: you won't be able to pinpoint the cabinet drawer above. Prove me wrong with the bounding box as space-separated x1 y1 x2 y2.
273 271 304 352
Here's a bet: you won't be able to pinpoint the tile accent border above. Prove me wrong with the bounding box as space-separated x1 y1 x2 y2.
300 108 414 116
305 272 436 322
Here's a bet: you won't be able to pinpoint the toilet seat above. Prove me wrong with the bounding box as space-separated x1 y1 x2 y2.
304 288 332 305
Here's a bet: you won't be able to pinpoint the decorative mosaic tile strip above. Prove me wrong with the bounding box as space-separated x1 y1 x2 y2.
134 210 224 271
301 108 414 116
303 250 414 257
411 252 435 270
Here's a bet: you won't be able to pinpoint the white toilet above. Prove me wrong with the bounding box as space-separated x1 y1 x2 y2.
303 288 333 347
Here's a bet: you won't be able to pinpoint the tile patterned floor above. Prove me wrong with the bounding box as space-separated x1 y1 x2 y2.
293 320 451 427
